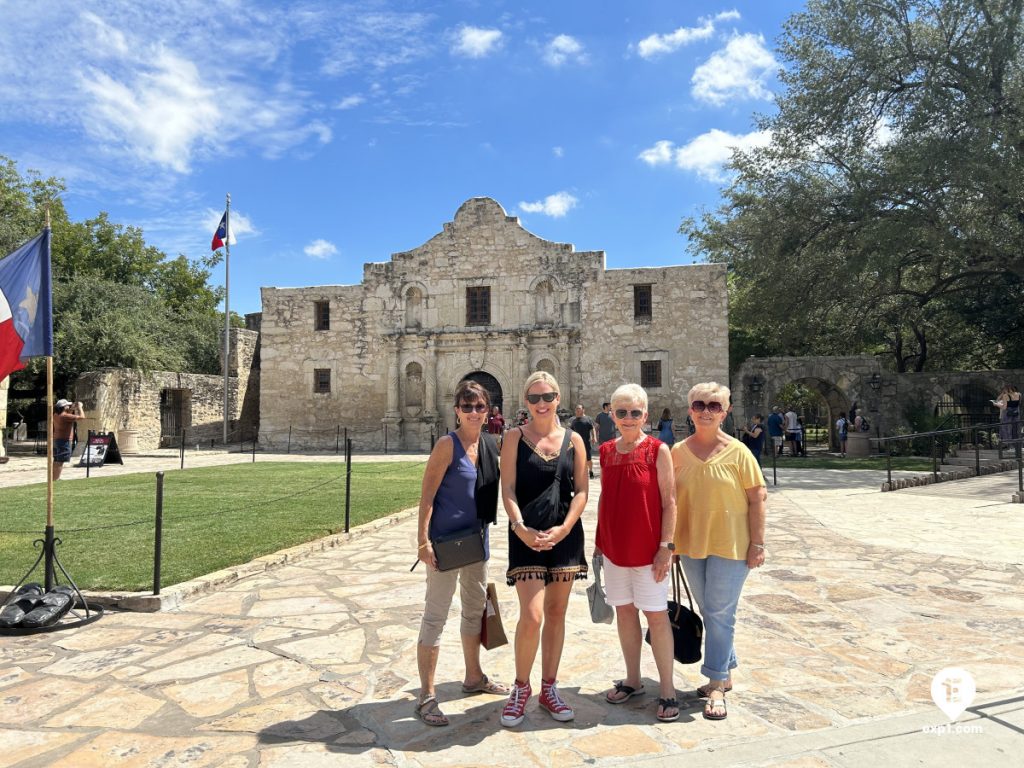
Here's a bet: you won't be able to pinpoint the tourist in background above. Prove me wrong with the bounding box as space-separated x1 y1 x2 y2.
500 372 589 727
52 398 85 480
413 380 507 727
766 406 784 456
672 382 766 721
995 384 1021 444
595 401 617 445
656 407 675 447
569 404 597 479
596 384 678 721
835 413 848 457
488 405 505 446
783 406 799 457
741 414 765 465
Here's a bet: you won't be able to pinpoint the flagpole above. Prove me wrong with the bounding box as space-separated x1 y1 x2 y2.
44 206 55 590
223 193 231 444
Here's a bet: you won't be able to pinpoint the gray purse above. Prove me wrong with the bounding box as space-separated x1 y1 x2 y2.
587 553 615 624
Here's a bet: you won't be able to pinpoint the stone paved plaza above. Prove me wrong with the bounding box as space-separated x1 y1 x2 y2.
1 452 1023 766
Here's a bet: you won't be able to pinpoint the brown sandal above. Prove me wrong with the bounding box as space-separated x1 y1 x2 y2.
696 682 732 697
462 674 510 695
415 695 449 726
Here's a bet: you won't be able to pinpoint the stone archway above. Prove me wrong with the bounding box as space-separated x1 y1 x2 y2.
461 370 503 414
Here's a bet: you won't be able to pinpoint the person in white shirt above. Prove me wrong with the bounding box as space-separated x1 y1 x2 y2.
783 408 799 457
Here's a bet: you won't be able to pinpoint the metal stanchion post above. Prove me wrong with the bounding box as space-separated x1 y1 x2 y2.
345 438 353 533
384 424 388 454
336 425 340 454
180 428 186 469
886 443 892 486
85 429 93 479
153 472 164 595
252 434 256 463
932 437 938 480
287 425 292 455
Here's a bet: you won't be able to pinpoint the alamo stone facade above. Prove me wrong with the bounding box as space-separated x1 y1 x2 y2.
259 197 728 451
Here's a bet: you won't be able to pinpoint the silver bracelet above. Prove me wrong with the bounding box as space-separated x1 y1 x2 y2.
750 543 766 551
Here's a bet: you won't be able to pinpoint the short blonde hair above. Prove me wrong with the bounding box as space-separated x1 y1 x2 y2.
522 371 560 403
687 381 731 407
610 383 647 412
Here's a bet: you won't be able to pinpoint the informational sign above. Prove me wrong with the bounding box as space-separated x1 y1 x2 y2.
78 432 124 468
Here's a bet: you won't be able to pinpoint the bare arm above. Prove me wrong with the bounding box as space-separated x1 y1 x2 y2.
745 484 767 568
416 435 454 569
652 442 677 581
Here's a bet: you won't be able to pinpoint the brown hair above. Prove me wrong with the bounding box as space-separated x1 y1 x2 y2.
454 379 490 408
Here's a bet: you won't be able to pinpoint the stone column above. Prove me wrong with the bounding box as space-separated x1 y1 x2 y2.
557 337 571 403
568 331 581 406
518 332 531 389
384 337 401 420
424 336 438 418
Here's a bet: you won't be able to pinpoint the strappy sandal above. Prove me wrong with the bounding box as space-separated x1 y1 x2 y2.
415 695 449 727
605 681 645 704
657 697 680 722
696 682 733 697
462 674 510 695
703 690 727 720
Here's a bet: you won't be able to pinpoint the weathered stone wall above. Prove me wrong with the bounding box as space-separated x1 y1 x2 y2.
73 328 260 450
259 197 729 451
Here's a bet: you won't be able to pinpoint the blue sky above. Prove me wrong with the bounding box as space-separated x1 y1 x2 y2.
0 1 799 316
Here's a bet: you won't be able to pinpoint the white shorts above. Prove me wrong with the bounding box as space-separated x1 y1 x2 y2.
603 556 670 612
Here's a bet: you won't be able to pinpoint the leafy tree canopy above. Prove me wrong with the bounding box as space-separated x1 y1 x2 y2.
1 155 227 398
686 0 1024 372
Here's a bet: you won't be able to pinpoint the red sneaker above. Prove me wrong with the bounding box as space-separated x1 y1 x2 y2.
500 680 532 727
539 678 574 722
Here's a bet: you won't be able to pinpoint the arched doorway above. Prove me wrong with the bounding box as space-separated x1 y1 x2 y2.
461 371 503 414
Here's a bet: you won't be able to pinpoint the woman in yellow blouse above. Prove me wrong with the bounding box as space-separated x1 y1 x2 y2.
671 382 766 721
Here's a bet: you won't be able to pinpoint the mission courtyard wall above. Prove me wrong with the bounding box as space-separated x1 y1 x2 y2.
259 198 727 450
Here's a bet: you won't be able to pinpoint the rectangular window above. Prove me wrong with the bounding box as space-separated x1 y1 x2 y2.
313 368 331 394
314 300 330 331
640 360 662 389
466 286 491 326
634 285 652 321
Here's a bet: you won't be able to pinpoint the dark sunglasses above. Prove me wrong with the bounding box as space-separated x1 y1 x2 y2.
614 409 644 419
526 392 558 404
690 400 725 413
458 403 489 413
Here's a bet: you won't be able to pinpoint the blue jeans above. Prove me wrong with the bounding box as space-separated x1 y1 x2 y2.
681 555 749 681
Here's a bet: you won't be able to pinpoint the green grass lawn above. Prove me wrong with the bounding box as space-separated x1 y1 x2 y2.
0 461 425 591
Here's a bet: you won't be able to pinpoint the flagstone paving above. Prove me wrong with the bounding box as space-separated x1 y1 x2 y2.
1 459 1023 767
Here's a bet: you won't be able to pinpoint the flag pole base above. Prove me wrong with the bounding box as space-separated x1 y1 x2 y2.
0 530 103 634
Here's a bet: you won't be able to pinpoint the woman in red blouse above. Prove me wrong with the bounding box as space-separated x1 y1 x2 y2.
595 383 678 721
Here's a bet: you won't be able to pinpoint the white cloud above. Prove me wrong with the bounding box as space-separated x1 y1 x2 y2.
452 26 503 58
337 94 365 109
691 33 777 106
304 239 338 259
518 191 579 218
204 208 258 244
714 10 742 23
544 34 585 67
637 20 715 58
638 129 772 182
553 146 564 158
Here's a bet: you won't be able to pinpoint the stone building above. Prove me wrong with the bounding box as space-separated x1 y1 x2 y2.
259 197 728 450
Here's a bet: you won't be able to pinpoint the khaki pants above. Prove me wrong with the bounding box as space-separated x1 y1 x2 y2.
418 560 488 646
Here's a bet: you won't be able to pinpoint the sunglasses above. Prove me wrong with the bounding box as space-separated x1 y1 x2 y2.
614 409 644 419
458 403 489 413
690 400 725 413
526 392 558 404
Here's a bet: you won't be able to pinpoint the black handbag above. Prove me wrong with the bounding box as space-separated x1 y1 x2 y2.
646 559 703 664
430 526 486 571
518 429 572 529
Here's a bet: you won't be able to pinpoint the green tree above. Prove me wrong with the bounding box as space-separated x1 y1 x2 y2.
687 0 1024 372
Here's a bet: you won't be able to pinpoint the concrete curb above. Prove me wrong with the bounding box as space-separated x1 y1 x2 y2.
1 505 419 612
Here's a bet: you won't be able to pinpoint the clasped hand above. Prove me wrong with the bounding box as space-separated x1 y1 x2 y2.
518 524 565 551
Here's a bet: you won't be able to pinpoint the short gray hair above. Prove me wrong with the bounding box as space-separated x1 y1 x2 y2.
610 383 648 411
687 381 731 406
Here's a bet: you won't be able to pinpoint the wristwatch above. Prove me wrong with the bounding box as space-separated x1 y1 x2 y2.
659 541 675 551
511 520 525 532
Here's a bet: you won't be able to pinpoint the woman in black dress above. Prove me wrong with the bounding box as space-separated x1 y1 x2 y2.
499 371 589 727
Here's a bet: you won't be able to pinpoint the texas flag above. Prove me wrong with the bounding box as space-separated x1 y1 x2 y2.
0 230 53 383
211 211 232 251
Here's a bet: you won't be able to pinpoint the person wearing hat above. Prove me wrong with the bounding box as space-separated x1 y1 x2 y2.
52 399 85 480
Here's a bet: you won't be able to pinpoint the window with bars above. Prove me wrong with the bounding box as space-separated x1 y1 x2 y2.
634 285 652 321
314 300 330 331
640 360 662 389
313 368 331 394
466 286 491 326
